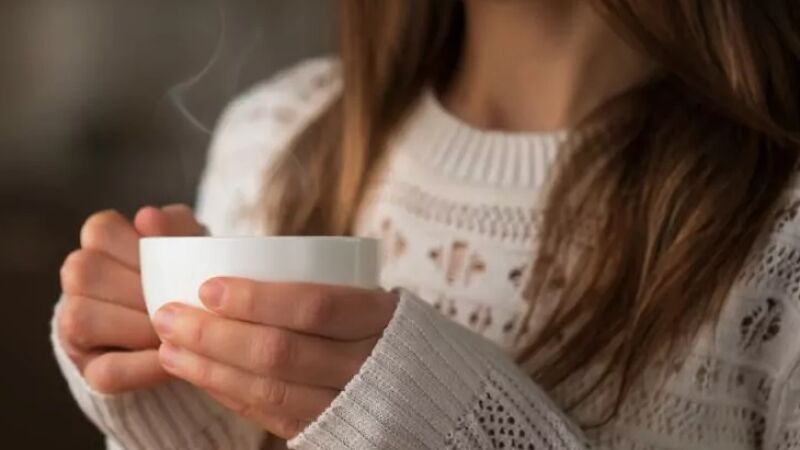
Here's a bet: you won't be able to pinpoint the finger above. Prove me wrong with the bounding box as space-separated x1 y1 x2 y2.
206 391 307 442
59 295 160 353
60 249 146 311
250 413 306 442
134 204 205 237
84 350 171 394
206 389 244 412
154 304 368 389
57 336 98 373
159 343 335 423
80 210 141 270
200 279 397 340
207 390 306 442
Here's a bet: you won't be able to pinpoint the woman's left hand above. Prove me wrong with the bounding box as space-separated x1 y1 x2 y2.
152 278 398 440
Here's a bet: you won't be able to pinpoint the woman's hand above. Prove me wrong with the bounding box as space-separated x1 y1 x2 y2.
152 278 399 440
57 205 205 394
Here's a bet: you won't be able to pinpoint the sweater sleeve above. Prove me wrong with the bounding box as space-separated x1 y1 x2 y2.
288 290 587 450
51 57 342 450
51 301 263 449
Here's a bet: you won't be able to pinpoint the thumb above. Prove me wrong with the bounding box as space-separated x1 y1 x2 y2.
134 204 206 237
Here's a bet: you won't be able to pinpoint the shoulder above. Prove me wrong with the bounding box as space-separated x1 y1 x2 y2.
734 180 800 446
735 179 800 308
196 57 341 235
709 179 800 387
208 56 341 163
215 57 340 133
635 182 800 446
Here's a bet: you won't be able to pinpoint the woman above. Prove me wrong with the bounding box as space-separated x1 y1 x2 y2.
53 0 800 449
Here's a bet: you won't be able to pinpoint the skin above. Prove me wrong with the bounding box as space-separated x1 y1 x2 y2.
446 0 654 131
59 206 397 441
154 280 396 439
58 0 654 445
58 205 206 393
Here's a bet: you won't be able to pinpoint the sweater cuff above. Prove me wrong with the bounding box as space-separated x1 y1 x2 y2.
51 300 263 449
289 290 505 449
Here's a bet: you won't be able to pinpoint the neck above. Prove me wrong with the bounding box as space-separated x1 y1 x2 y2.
444 0 653 132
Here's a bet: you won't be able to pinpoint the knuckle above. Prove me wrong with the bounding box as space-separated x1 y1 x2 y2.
60 250 95 294
81 210 124 250
86 359 119 393
191 358 215 388
58 297 90 345
252 330 294 373
188 317 210 352
255 378 288 408
63 343 89 367
298 287 334 329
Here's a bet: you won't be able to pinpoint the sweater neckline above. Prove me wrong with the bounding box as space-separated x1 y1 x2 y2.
397 90 572 189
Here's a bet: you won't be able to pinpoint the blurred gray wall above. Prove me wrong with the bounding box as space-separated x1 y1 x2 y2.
0 1 333 447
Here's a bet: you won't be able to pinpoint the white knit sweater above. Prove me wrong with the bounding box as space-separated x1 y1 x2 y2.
52 58 800 450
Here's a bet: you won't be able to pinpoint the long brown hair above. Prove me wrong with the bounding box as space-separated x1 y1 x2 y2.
263 0 800 422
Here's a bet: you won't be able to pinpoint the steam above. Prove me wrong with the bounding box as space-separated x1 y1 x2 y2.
165 4 228 136
160 2 266 197
160 2 313 204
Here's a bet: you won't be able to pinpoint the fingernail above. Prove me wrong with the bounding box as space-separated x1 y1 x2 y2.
200 280 225 310
154 306 177 335
160 343 181 369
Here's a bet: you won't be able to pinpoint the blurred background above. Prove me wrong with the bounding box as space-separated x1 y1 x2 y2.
0 1 333 447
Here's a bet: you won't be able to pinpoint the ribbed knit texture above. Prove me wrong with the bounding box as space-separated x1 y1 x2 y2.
51 301 263 450
401 92 566 189
52 58 800 449
289 291 585 449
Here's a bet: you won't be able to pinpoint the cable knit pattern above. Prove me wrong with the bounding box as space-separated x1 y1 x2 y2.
52 57 800 449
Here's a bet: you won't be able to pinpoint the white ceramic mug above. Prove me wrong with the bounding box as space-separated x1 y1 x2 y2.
139 236 380 318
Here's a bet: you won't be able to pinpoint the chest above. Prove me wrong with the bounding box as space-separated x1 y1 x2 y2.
351 157 800 450
353 159 545 350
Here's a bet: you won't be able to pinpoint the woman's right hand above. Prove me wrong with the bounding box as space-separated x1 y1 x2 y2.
58 205 205 394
